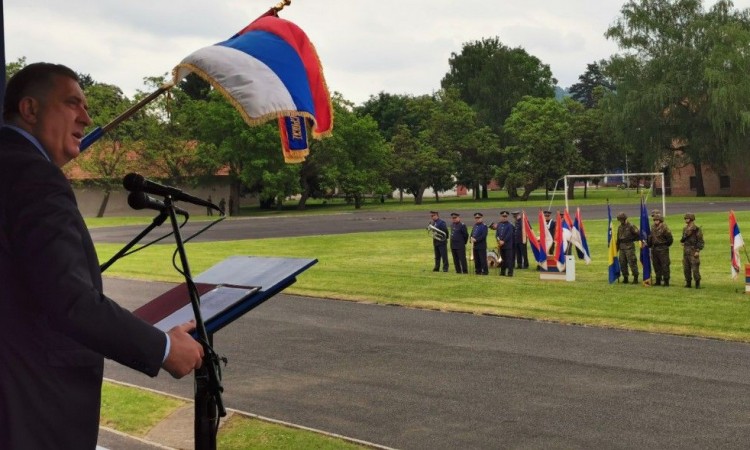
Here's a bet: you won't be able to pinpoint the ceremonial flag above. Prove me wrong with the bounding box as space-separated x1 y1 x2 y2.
524 211 547 270
607 203 621 284
173 12 333 163
540 209 552 253
554 212 567 271
562 209 574 247
571 208 591 264
730 210 745 280
639 197 652 285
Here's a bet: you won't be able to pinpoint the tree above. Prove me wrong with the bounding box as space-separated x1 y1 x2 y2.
441 37 557 136
604 0 750 196
501 97 583 200
568 62 615 109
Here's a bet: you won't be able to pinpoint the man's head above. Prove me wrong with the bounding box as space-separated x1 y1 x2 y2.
430 211 439 220
511 210 521 220
473 212 483 222
684 212 696 222
450 212 460 222
652 213 663 223
543 210 552 220
4 62 92 167
617 212 627 222
499 210 509 222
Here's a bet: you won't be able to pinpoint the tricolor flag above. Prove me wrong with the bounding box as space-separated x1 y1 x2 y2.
730 210 745 280
639 197 652 286
571 208 591 264
524 211 547 270
540 209 553 254
553 212 567 271
607 203 621 284
173 12 333 163
562 209 574 248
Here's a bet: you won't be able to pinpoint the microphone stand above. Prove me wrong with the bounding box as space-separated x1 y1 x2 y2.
163 196 226 450
99 211 169 273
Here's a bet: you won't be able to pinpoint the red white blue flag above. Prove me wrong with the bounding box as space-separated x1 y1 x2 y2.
524 211 547 270
173 13 333 163
553 212 567 271
571 208 591 264
730 210 745 280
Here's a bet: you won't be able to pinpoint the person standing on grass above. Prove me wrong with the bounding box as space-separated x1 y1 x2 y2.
449 212 469 274
681 212 704 289
647 212 673 286
471 212 489 275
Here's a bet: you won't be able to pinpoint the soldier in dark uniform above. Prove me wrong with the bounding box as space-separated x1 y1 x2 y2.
616 212 640 284
681 212 705 288
647 212 673 286
471 213 489 275
449 212 469 274
496 210 515 277
429 211 449 272
512 211 528 269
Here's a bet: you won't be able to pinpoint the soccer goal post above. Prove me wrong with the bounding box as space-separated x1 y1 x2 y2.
563 172 666 216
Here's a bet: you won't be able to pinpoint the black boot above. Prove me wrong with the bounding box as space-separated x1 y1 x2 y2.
622 276 629 284
663 278 669 287
633 275 638 284
655 276 662 286
685 280 692 288
695 280 700 289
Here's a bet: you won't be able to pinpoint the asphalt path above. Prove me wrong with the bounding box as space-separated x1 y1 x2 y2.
103 278 750 449
98 199 750 449
90 200 750 243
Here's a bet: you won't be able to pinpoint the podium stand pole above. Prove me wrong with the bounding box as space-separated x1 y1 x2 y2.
164 198 226 450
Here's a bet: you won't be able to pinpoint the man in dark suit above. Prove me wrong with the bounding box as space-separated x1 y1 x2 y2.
0 63 204 449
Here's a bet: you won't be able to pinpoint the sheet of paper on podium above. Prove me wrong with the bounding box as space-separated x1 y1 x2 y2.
133 282 259 332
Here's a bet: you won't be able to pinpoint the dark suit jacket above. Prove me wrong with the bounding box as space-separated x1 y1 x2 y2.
0 128 167 449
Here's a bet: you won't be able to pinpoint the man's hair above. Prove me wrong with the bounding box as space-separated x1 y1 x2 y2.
3 62 79 121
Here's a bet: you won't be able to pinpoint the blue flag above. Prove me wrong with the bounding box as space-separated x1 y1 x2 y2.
639 197 652 285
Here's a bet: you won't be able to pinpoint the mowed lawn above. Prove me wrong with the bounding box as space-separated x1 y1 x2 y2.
95 209 750 342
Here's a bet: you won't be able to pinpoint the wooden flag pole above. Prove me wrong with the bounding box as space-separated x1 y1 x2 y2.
79 82 174 151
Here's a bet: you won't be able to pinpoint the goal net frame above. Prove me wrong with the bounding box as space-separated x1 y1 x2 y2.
561 172 666 216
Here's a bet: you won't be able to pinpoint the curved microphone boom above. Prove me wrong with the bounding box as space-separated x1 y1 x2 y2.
123 173 221 213
128 191 189 218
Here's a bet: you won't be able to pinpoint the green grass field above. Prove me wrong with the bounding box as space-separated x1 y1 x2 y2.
96 209 750 342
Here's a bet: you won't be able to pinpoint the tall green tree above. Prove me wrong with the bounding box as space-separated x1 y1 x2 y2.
501 97 583 200
604 0 750 196
441 37 557 136
568 62 614 109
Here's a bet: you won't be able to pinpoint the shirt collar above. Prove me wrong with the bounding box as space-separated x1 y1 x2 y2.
3 124 52 162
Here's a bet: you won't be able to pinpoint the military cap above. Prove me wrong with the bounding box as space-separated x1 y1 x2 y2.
543 210 552 215
450 212 460 217
652 213 663 221
511 210 521 215
429 211 439 215
650 209 661 217
684 212 696 221
473 212 483 218
499 210 509 216
616 212 627 220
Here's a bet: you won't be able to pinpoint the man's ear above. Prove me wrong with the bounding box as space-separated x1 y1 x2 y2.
17 97 39 124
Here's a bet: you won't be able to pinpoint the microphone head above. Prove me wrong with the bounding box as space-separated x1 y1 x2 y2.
123 172 146 191
127 191 154 210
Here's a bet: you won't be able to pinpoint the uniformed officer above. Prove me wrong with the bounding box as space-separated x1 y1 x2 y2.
681 212 705 288
647 212 673 286
616 212 640 284
471 213 489 275
512 211 528 269
496 210 515 276
544 210 556 254
449 212 469 274
430 211 449 272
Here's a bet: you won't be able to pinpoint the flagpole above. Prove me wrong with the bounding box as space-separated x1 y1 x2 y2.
79 82 174 151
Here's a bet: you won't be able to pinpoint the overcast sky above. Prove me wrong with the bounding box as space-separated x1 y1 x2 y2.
6 0 750 105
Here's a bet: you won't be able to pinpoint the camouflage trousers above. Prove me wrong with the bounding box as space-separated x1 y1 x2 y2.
651 246 670 280
618 246 638 278
683 249 701 282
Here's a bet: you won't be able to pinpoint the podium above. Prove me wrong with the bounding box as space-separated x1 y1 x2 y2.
132 255 317 450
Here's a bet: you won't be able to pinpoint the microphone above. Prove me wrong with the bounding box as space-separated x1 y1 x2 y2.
128 191 189 218
123 173 220 213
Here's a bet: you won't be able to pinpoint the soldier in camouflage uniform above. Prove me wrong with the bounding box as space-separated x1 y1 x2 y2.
681 212 705 288
647 213 673 286
616 212 640 284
